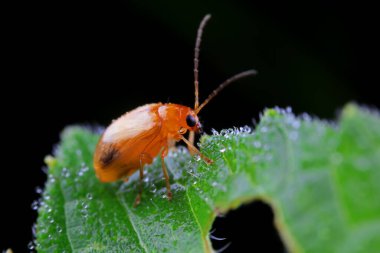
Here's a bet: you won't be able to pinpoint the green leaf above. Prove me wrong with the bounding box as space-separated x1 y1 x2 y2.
36 104 380 252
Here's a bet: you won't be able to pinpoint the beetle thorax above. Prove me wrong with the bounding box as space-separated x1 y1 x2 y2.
158 104 196 139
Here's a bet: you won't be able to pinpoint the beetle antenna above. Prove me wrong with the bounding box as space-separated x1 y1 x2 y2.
194 14 211 111
195 69 257 114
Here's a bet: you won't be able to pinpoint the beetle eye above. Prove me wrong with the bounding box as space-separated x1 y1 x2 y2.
186 115 196 127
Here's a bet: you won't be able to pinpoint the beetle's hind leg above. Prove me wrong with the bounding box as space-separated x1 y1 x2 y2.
161 146 172 200
134 153 153 207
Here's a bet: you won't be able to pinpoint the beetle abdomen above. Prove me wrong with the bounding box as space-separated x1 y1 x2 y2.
93 103 164 182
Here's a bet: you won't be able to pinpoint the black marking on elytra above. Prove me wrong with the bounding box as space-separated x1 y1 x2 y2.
100 144 119 167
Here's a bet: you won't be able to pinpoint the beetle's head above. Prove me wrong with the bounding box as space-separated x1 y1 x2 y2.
184 110 201 132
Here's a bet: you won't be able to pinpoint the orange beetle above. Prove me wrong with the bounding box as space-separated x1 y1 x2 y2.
94 14 256 206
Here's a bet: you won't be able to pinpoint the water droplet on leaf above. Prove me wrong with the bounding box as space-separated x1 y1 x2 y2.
31 200 39 210
35 187 43 194
28 241 35 250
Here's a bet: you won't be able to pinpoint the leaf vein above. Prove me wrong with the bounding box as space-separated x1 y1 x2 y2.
115 193 149 253
185 187 208 251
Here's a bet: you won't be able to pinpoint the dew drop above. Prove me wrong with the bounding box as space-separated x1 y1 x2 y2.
32 223 37 237
219 148 226 153
81 166 89 172
217 213 226 218
195 156 201 162
28 241 35 250
48 175 56 183
292 120 301 129
61 167 71 178
35 187 43 194
40 198 48 209
80 208 88 216
193 181 197 185
56 225 63 233
211 129 219 135
244 126 251 132
212 182 218 187
253 141 261 148
301 113 312 122
31 200 39 210
86 193 93 200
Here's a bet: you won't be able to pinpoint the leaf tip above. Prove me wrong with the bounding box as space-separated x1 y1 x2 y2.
44 155 57 168
263 108 280 118
342 103 359 118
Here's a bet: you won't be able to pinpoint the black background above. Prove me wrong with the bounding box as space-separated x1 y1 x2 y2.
2 0 379 252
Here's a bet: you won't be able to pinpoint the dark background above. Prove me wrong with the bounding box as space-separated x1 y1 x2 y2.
2 0 379 252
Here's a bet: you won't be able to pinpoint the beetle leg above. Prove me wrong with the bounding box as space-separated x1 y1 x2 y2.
180 135 213 164
161 146 172 201
133 167 144 207
134 153 152 207
187 131 196 155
